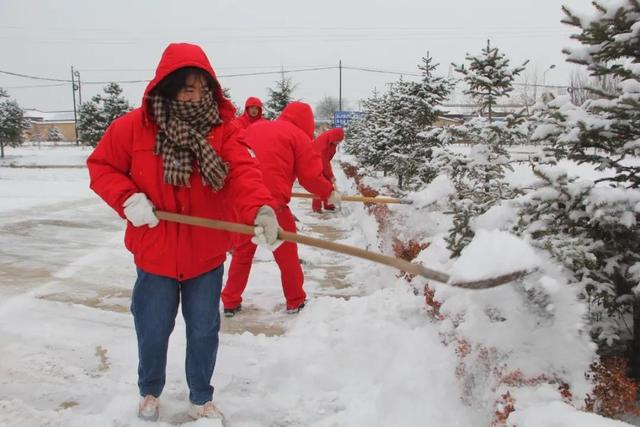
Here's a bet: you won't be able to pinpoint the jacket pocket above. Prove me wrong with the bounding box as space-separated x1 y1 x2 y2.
124 223 148 254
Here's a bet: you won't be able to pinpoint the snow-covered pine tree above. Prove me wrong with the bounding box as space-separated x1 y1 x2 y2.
345 54 454 189
440 42 527 256
100 83 131 128
47 125 64 142
513 165 640 356
383 78 424 189
0 88 30 158
264 72 296 119
559 1 640 188
443 141 517 257
453 39 527 122
528 0 640 375
410 53 456 184
413 52 455 127
78 83 131 146
343 80 419 188
343 93 390 173
77 101 105 146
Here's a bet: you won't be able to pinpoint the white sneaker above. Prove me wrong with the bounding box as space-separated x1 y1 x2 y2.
188 401 224 420
138 395 160 421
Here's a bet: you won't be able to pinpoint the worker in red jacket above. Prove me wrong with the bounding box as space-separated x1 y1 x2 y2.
233 97 266 129
312 127 345 212
221 102 339 316
86 43 278 422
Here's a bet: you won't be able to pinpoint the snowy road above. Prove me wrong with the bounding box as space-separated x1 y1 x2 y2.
0 154 483 426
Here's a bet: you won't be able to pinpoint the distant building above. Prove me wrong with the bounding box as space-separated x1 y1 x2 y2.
23 109 76 142
433 115 464 127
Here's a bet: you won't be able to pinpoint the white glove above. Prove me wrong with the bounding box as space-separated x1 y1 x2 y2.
251 206 283 250
327 190 341 208
123 193 159 228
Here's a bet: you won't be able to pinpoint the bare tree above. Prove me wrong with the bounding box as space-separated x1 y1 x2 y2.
569 69 622 105
315 96 340 121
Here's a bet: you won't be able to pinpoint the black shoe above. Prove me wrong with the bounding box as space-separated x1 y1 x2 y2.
286 303 305 314
224 305 242 317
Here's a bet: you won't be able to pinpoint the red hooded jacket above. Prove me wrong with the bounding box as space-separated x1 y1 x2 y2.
242 102 333 207
233 97 266 129
313 127 345 181
87 43 274 281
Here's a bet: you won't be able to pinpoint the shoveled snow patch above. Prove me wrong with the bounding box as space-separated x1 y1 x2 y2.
508 400 630 427
449 230 541 283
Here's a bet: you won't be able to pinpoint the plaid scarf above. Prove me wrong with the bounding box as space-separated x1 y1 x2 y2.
151 90 229 190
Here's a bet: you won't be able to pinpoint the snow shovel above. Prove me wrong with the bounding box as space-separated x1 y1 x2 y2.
154 210 529 289
291 192 412 205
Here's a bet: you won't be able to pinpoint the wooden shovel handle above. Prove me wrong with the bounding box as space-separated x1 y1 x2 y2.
155 210 447 282
154 211 523 289
291 192 410 205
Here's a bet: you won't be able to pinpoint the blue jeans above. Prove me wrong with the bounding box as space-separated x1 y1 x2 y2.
131 265 223 405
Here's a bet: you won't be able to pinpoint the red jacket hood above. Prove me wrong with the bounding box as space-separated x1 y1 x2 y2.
278 102 315 139
244 97 263 109
142 43 236 122
242 96 263 121
323 127 344 144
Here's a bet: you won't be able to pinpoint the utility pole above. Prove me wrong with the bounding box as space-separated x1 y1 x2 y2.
339 59 342 112
71 66 79 145
73 68 82 105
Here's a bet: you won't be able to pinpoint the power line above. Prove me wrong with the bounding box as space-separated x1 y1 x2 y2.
0 66 340 86
342 65 421 77
3 83 69 89
1 64 572 94
219 66 337 78
82 79 148 85
0 69 70 82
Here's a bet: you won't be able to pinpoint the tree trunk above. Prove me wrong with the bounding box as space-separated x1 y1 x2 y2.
398 174 403 190
630 295 640 378
0 142 4 158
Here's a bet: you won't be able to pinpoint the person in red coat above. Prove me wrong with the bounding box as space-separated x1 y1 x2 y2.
233 96 266 129
86 43 278 422
221 102 339 316
312 127 345 212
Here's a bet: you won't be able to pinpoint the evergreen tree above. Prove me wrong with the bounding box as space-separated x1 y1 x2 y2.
525 0 640 375
101 83 131 126
413 52 455 127
78 83 131 146
47 125 64 142
453 40 527 121
344 53 453 189
443 142 518 257
558 1 640 188
343 93 390 171
383 78 423 188
436 42 528 255
77 100 106 146
513 166 640 353
0 88 30 158
264 73 296 119
222 87 238 110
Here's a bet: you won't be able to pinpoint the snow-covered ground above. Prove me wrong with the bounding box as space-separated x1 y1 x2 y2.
0 145 634 426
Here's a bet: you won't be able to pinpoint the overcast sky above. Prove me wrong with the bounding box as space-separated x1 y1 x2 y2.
0 0 592 113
